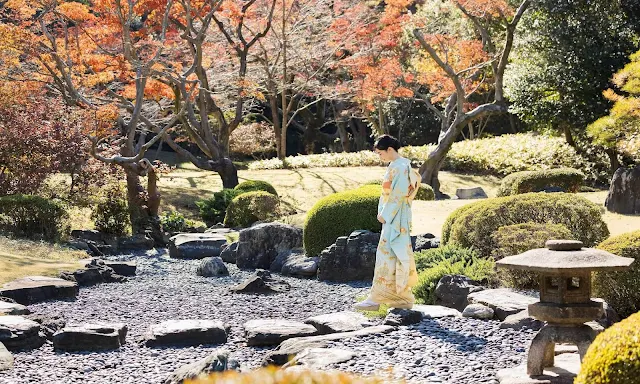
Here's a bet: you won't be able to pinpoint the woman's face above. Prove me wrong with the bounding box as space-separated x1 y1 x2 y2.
375 147 392 162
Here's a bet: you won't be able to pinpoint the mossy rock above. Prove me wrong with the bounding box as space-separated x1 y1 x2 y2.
496 168 584 197
593 230 640 319
234 180 278 196
223 191 280 228
442 192 609 258
574 310 640 384
303 185 381 256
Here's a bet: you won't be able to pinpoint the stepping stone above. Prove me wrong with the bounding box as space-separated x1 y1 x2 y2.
0 342 12 371
145 320 228 347
53 323 127 352
467 288 538 321
231 270 290 294
283 348 355 369
263 325 395 366
304 311 370 334
102 261 137 276
0 301 29 316
385 305 462 326
163 349 240 384
0 316 45 351
462 304 495 320
0 276 78 305
244 319 318 346
413 304 462 318
169 233 228 259
197 257 229 277
500 310 544 331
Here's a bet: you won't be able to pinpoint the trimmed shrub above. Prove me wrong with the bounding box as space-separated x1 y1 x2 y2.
191 366 394 383
414 244 480 272
415 183 435 201
92 186 130 236
160 210 198 233
304 185 381 256
0 194 70 241
234 180 278 196
574 311 640 384
443 193 609 258
197 189 243 225
413 254 497 305
496 168 585 197
224 191 280 228
492 222 574 289
592 231 640 319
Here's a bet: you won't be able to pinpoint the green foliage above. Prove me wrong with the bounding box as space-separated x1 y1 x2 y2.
415 183 435 201
197 189 243 225
414 244 480 272
190 366 396 383
413 253 497 305
496 168 584 197
492 222 574 289
303 185 381 256
160 210 197 233
92 185 130 236
234 180 278 196
574 311 640 384
223 191 280 228
593 231 640 319
443 193 609 258
0 194 70 241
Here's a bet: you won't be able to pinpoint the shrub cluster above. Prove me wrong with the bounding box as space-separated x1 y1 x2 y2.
223 191 280 228
496 168 585 197
0 194 70 241
92 185 130 236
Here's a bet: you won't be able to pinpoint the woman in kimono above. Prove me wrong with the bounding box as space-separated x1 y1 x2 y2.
355 135 419 311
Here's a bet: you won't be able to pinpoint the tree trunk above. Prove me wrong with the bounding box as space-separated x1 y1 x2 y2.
337 120 351 152
606 148 620 175
303 125 317 154
218 124 231 158
210 158 239 189
563 124 577 148
419 119 463 198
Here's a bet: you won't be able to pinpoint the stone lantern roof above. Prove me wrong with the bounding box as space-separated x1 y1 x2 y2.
496 240 634 274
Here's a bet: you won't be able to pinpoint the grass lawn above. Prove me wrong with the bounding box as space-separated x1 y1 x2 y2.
0 237 86 285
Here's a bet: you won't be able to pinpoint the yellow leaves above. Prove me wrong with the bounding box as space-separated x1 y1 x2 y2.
56 2 95 22
5 0 39 19
456 0 514 19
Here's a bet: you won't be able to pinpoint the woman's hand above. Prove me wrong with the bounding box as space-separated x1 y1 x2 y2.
377 214 386 224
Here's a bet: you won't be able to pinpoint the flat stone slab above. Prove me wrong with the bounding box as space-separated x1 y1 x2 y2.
468 289 538 321
145 320 228 347
413 305 462 318
500 310 544 331
53 323 127 352
163 349 240 384
0 301 29 316
456 187 488 199
102 261 137 276
304 311 370 334
244 319 318 346
169 233 228 259
0 342 12 371
263 325 395 366
0 276 78 305
284 348 355 369
497 353 579 384
0 316 44 351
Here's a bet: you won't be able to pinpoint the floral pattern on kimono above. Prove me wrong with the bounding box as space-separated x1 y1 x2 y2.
370 157 418 307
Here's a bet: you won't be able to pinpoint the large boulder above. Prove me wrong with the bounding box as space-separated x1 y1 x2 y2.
304 311 371 334
0 342 12 371
467 288 538 321
411 233 440 253
220 241 239 264
456 187 488 199
0 316 45 351
117 234 155 251
317 230 379 282
236 223 303 269
53 323 127 352
271 251 319 277
145 320 228 347
164 349 240 384
102 261 137 276
169 233 228 259
197 257 229 277
230 270 291 294
244 319 318 346
435 275 485 311
605 165 640 214
0 276 78 305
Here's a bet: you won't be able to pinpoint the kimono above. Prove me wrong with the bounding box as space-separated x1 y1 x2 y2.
370 157 419 308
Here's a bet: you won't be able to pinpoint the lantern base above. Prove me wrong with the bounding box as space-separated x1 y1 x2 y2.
497 353 580 384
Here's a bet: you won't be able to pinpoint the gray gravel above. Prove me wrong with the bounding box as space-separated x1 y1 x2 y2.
0 250 536 384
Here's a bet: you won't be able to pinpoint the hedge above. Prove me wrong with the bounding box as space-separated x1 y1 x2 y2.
0 194 69 241
496 168 585 197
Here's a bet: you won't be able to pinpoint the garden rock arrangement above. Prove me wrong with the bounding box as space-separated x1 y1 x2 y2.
60 259 129 286
0 316 45 351
169 233 228 259
0 276 78 305
0 251 543 384
235 223 303 269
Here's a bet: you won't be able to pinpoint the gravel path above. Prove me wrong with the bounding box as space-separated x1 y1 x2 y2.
0 250 535 384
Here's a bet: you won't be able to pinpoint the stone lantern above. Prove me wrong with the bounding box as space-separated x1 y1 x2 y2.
496 239 634 383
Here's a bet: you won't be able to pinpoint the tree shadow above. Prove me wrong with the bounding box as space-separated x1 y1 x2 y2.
409 318 488 352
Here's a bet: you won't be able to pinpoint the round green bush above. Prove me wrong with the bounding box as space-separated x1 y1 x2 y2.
592 231 640 319
574 310 640 384
443 192 609 258
224 191 280 228
415 183 435 201
496 168 585 197
234 180 278 196
196 189 243 225
92 186 130 236
0 194 70 241
492 222 574 289
414 244 480 272
304 185 381 256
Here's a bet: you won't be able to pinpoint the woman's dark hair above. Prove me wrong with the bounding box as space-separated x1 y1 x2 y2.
374 134 401 151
